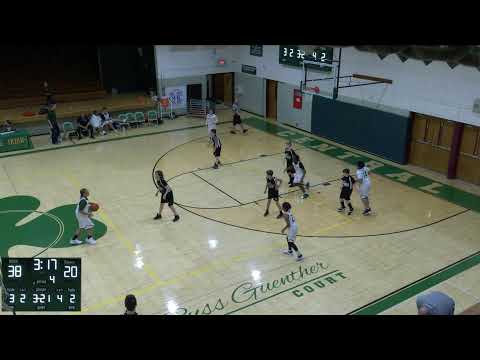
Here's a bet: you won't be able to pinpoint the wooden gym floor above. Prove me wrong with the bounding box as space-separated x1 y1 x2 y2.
1 110 479 315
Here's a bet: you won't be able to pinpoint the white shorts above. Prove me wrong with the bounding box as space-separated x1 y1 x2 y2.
77 215 94 230
208 126 216 134
293 172 304 184
359 183 371 199
287 225 298 242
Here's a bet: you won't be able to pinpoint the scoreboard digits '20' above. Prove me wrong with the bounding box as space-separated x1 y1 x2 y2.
1 258 81 312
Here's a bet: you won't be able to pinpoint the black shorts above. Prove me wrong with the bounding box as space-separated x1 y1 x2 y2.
161 192 174 206
214 146 221 157
268 189 279 201
233 114 242 126
340 188 353 201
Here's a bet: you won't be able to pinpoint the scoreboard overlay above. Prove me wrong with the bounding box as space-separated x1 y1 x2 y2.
1 258 81 312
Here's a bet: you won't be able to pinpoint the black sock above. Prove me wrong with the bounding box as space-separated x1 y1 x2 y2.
72 235 78 240
340 200 345 208
288 242 298 252
348 203 353 210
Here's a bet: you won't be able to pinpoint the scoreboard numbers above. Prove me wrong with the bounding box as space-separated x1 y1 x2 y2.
279 46 333 71
1 258 81 312
8 265 22 278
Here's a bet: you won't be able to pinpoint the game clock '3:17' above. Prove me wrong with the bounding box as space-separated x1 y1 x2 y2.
1 257 81 312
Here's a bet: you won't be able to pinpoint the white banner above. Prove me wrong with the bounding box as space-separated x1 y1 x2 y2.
165 86 187 109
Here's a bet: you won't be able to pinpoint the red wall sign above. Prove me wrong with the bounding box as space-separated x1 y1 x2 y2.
293 89 302 109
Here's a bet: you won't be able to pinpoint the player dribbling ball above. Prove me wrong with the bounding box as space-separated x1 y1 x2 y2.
70 188 97 245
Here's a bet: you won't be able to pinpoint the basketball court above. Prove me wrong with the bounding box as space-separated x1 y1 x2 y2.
1 105 479 315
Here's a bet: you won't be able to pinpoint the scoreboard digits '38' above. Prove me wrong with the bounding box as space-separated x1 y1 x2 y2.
1 258 81 312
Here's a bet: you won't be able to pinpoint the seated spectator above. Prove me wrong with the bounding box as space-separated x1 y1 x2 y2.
76 113 94 139
89 110 106 136
124 294 138 315
416 291 455 315
100 107 117 133
0 120 15 133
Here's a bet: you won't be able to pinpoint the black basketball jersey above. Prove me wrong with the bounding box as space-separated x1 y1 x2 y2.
157 178 169 194
266 176 278 189
285 149 297 165
212 134 222 149
341 175 355 191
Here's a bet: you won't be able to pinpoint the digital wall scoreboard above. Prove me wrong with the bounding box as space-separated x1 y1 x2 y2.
279 45 334 71
1 258 81 312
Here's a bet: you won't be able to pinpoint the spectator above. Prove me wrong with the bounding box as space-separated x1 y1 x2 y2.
89 110 106 136
76 113 94 139
99 107 117 132
47 105 61 145
124 294 138 315
416 291 455 315
0 120 15 133
43 81 55 107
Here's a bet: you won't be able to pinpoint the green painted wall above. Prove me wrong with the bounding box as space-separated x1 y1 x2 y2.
311 96 411 164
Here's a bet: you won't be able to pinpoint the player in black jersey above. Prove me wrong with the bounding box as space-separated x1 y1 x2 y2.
210 129 222 169
283 141 298 187
338 168 355 215
263 170 283 218
154 170 180 222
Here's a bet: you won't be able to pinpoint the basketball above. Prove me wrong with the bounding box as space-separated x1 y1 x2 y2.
89 202 99 212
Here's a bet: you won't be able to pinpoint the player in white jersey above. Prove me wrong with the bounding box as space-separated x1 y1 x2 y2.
280 202 304 261
70 188 96 245
355 161 372 215
290 157 310 199
205 109 218 137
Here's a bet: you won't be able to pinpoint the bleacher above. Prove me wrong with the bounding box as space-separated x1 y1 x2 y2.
0 82 107 110
0 45 107 111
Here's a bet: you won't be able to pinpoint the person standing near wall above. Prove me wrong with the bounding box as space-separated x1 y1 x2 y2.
43 81 54 106
47 104 61 145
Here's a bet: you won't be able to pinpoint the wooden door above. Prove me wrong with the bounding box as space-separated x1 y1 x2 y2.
457 124 480 184
223 73 233 106
213 74 224 102
409 113 452 174
266 79 277 120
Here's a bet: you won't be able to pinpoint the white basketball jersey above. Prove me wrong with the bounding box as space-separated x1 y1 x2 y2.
285 210 296 227
206 114 217 129
75 197 89 219
293 161 304 176
356 167 371 186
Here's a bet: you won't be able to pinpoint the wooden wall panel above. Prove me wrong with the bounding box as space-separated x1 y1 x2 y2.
409 113 451 175
460 125 479 156
457 155 480 185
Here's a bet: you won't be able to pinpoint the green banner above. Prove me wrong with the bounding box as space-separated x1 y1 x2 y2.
0 130 33 153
